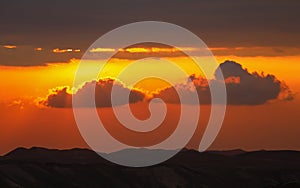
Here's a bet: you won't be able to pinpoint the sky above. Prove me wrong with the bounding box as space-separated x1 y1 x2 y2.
0 0 300 155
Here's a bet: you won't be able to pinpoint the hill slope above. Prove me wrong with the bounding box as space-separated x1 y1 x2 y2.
1 147 300 188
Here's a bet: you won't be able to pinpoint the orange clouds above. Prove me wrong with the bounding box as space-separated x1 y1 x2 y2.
155 61 293 105
87 44 199 60
52 48 81 53
41 61 293 108
2 43 300 66
3 45 17 49
89 46 198 54
41 79 145 108
88 45 300 59
34 47 43 51
118 47 198 53
89 48 115 52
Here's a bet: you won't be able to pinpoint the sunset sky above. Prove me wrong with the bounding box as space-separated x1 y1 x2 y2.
1 0 300 155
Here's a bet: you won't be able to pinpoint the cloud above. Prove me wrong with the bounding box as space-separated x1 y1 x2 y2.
85 43 200 60
1 0 300 65
154 61 294 105
41 79 145 108
211 46 300 57
41 61 293 107
0 45 82 66
103 43 203 60
118 47 198 53
2 45 17 49
90 48 116 52
42 87 72 108
34 47 43 51
216 60 291 105
52 48 81 53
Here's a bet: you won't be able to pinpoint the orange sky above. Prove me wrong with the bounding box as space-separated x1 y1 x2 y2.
1 54 299 100
1 0 300 160
1 96 300 155
1 50 300 155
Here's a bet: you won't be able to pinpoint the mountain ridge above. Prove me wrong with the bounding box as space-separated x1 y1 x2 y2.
1 147 300 187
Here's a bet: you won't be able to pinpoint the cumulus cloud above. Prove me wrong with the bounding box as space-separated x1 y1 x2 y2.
42 87 72 108
41 79 145 108
154 61 294 105
41 61 293 107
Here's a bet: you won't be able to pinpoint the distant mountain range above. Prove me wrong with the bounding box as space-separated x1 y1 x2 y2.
1 147 300 188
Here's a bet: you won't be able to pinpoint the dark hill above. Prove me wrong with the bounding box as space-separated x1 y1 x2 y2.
1 147 300 188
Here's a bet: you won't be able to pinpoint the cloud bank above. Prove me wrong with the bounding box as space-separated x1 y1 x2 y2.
41 79 145 108
154 61 293 105
41 61 293 107
1 0 300 65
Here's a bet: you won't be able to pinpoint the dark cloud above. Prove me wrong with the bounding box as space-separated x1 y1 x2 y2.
42 87 72 108
154 61 294 105
110 43 191 60
0 46 82 66
1 0 300 65
210 47 300 57
41 79 145 108
41 61 293 107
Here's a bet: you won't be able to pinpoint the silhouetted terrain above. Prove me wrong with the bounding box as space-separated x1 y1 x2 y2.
1 147 300 188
